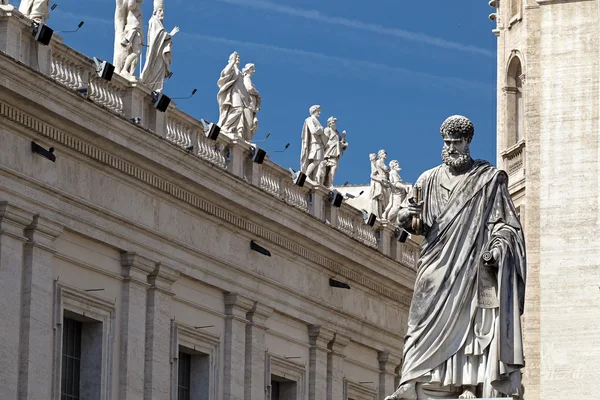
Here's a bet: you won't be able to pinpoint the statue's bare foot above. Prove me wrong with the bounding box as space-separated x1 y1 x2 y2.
384 382 417 400
458 386 477 399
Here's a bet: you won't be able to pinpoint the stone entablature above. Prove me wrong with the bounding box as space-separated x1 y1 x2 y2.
0 5 419 271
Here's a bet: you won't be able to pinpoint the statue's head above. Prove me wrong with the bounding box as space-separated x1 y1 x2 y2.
309 105 321 118
229 52 240 66
327 116 337 128
153 0 164 18
389 160 401 171
377 149 387 161
440 115 473 169
242 63 255 76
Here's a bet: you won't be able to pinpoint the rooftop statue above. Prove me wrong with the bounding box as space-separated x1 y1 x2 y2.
385 115 526 400
18 0 49 23
114 0 143 77
140 0 179 92
381 160 410 223
369 149 390 218
217 52 261 141
300 105 325 183
317 116 348 187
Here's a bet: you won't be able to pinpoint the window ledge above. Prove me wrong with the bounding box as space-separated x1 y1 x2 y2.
501 139 525 159
508 12 522 28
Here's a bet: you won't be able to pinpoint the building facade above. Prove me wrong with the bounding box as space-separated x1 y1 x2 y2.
0 6 420 400
494 0 600 399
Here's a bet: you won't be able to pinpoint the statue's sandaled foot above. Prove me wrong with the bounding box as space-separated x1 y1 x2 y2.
384 382 417 400
458 386 477 399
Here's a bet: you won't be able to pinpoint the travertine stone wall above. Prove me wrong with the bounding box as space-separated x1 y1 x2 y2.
496 1 600 399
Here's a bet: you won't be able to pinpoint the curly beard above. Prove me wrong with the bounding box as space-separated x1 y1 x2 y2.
441 147 471 169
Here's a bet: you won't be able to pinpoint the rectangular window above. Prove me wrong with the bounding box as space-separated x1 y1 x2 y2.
178 352 192 400
61 317 82 400
270 375 297 400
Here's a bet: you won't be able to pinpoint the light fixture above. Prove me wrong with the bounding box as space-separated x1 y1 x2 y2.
250 146 267 164
32 22 54 46
250 240 271 257
31 141 56 162
129 117 141 125
93 57 115 81
361 209 376 227
200 119 220 140
328 191 343 208
289 168 306 187
329 278 350 289
152 91 171 112
394 228 409 243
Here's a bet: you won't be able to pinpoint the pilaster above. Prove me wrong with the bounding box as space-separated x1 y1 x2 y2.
144 262 180 400
223 293 254 400
19 214 63 400
378 351 402 400
244 302 273 400
0 201 33 398
308 325 335 400
327 332 350 400
119 252 154 400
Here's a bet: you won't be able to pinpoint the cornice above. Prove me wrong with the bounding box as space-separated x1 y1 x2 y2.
0 99 412 307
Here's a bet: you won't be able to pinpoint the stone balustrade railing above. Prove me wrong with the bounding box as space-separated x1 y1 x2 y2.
50 42 128 116
0 7 420 271
260 161 310 212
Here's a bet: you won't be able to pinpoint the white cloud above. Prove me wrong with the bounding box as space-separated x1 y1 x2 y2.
217 0 495 58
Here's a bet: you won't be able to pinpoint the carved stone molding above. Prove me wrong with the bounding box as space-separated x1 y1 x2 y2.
0 100 411 307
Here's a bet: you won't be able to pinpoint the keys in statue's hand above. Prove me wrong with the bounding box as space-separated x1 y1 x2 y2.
407 198 424 217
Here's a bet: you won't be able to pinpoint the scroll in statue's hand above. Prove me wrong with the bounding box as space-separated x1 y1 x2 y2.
482 247 501 267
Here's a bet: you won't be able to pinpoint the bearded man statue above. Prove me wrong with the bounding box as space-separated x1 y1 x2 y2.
386 115 526 400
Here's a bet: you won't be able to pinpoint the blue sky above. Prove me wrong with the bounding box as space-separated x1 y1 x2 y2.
46 0 497 184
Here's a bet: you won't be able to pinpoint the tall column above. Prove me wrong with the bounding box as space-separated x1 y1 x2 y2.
378 351 402 400
308 325 335 400
244 302 273 400
327 332 350 400
0 202 32 398
120 252 154 400
19 214 63 400
144 262 180 400
223 293 253 400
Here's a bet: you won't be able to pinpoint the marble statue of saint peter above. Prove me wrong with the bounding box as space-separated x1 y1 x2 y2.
386 115 526 400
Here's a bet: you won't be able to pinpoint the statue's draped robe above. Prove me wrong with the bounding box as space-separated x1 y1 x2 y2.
18 0 49 22
400 160 525 398
299 115 324 174
141 15 172 92
217 64 253 139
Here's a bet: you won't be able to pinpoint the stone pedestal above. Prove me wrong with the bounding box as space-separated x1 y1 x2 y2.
144 262 180 400
309 186 328 221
